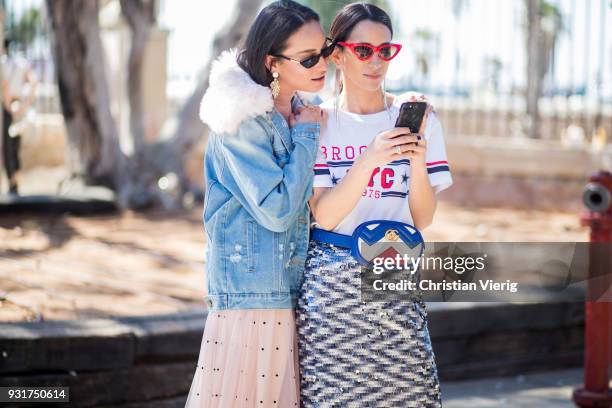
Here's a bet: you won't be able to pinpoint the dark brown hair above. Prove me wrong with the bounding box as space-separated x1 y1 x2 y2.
237 0 320 87
329 2 393 46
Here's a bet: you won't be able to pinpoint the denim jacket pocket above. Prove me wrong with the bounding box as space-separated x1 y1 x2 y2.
245 220 258 272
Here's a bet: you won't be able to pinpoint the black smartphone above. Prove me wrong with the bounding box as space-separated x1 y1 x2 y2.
395 101 427 134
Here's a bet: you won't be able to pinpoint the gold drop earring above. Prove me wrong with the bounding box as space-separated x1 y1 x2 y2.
270 72 280 99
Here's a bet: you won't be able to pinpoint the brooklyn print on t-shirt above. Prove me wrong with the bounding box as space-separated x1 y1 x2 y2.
312 96 453 236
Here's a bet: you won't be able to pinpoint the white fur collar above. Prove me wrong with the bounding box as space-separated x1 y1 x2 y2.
199 49 274 134
199 49 322 134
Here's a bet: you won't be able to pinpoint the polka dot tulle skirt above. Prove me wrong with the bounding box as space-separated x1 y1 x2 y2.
184 308 300 408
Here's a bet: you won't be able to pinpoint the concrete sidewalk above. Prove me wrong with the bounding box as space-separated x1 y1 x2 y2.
441 367 611 407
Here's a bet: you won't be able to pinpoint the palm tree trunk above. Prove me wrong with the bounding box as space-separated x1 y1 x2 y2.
526 0 542 138
46 0 128 187
0 8 4 174
46 0 263 209
119 0 155 154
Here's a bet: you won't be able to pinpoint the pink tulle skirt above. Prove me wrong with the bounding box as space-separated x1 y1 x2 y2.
184 308 300 408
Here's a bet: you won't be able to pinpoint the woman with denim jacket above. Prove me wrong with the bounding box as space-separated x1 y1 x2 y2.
184 1 331 407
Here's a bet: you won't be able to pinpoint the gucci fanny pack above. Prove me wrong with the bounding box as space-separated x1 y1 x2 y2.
311 220 424 267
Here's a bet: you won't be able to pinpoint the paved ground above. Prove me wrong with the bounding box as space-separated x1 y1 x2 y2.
1 168 609 404
0 165 592 322
442 367 612 407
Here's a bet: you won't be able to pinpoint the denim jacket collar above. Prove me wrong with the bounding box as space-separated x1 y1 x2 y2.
267 110 292 151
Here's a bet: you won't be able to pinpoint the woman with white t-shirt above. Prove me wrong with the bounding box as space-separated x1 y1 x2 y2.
296 3 452 407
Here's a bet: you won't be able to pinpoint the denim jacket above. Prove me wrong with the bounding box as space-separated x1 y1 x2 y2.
199 49 320 311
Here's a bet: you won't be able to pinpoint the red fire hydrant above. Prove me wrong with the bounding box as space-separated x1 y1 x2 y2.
573 170 612 407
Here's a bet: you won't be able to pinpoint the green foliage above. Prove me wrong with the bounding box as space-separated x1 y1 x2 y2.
411 28 440 80
303 0 390 33
539 0 564 34
413 28 435 41
3 4 43 50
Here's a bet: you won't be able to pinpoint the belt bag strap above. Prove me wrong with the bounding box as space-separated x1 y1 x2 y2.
311 228 353 248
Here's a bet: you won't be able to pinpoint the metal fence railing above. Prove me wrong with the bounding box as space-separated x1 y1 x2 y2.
384 0 611 142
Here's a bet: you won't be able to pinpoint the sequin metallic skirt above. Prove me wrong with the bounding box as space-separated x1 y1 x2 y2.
296 241 442 408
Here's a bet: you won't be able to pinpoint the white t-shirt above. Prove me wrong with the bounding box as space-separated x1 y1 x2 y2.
312 95 453 236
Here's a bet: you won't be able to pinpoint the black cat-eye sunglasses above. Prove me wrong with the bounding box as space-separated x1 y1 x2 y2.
272 38 335 69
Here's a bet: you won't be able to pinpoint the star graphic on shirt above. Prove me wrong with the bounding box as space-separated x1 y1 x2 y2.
401 172 409 184
331 174 340 185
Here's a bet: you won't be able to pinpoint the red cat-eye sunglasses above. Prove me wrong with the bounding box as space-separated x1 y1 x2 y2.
336 42 402 61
